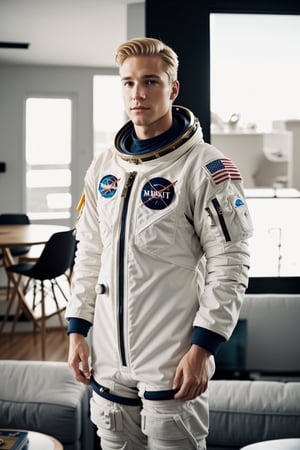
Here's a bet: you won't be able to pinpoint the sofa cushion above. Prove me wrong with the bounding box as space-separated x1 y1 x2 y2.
207 379 300 448
0 360 93 450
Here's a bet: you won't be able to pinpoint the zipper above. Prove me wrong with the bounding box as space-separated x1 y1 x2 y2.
211 198 231 242
118 171 137 366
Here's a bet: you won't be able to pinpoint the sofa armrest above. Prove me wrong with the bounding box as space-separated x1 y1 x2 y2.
207 379 300 449
0 360 95 450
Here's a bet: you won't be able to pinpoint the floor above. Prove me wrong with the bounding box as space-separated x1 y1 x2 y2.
0 273 70 362
0 328 69 361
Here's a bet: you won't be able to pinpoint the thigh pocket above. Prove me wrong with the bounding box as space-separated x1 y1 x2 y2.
142 412 181 439
141 410 200 446
90 396 123 432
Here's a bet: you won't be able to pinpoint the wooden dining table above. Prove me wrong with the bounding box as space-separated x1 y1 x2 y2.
0 223 69 334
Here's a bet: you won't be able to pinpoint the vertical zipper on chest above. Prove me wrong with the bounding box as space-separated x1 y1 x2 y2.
118 171 137 366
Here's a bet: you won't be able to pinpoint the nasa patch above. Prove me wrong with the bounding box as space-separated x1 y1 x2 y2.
141 177 177 210
98 175 119 198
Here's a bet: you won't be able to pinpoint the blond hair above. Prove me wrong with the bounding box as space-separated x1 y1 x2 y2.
115 37 179 83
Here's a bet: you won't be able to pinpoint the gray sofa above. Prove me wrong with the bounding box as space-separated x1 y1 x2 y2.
0 360 299 450
207 379 300 449
206 291 300 449
0 360 95 450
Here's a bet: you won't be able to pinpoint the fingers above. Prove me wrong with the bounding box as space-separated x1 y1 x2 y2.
174 378 208 400
81 359 91 379
68 350 90 384
172 366 182 391
68 334 91 385
78 369 91 385
173 362 208 400
173 345 211 400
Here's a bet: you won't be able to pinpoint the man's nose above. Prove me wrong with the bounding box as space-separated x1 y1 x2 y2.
132 86 146 100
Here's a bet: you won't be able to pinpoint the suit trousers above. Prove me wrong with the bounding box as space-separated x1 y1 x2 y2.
90 390 208 450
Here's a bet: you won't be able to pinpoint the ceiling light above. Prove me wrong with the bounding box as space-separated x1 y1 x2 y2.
0 42 30 49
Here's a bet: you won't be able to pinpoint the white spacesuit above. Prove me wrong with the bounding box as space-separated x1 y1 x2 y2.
66 105 253 449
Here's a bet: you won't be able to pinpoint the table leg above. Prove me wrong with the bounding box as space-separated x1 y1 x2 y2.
0 248 37 334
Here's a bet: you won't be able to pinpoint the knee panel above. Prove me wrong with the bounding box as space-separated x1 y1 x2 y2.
142 410 207 449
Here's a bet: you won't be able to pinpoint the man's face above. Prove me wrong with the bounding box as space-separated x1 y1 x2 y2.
119 55 179 138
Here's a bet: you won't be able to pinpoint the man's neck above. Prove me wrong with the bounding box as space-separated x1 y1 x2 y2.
134 112 173 140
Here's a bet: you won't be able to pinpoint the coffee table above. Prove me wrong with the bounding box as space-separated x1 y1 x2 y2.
26 431 63 449
241 438 300 449
0 430 63 450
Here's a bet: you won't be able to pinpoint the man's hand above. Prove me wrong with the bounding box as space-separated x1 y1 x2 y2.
68 333 91 385
173 345 211 400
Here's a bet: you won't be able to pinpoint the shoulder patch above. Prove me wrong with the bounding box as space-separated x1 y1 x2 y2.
205 158 242 185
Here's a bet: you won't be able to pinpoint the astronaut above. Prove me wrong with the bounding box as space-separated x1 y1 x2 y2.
66 37 253 450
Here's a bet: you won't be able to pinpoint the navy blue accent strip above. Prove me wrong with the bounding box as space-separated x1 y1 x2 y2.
118 172 137 366
90 376 142 406
67 318 92 337
191 326 226 355
211 198 231 242
144 388 180 400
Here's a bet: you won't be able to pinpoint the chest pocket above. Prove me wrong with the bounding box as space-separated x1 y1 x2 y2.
135 176 180 255
135 203 178 255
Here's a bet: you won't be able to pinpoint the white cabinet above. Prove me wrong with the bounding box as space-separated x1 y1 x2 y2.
273 119 300 191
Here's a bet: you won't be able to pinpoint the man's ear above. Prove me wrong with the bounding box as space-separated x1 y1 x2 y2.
170 80 180 101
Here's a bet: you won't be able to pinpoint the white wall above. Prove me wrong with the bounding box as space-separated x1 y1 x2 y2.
128 2 145 39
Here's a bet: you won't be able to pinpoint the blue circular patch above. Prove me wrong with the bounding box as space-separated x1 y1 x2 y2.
141 177 176 210
98 175 119 198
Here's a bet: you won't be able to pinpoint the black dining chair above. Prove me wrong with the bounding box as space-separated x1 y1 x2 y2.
0 213 31 256
6 229 76 359
0 213 31 301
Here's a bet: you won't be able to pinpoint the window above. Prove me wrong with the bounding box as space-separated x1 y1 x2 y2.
25 98 72 220
246 189 300 277
210 14 300 132
93 75 125 158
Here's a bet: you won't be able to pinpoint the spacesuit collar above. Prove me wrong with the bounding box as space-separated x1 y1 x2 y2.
114 105 201 164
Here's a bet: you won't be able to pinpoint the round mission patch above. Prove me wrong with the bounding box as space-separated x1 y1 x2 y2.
141 177 176 210
98 175 119 198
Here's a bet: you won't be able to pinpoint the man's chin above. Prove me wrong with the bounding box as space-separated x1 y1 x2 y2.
130 118 149 127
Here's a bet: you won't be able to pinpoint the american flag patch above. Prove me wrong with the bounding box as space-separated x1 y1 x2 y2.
205 158 242 185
